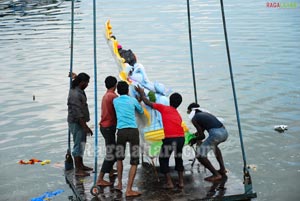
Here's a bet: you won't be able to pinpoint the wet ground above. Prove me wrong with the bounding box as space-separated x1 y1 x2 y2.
65 157 256 201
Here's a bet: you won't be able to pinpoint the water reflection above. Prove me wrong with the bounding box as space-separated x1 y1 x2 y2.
0 0 63 17
206 175 228 198
0 0 78 41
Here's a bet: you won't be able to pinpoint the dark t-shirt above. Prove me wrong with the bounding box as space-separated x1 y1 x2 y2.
67 87 90 123
192 112 223 131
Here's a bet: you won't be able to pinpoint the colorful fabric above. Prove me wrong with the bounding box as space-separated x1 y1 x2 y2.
152 103 184 138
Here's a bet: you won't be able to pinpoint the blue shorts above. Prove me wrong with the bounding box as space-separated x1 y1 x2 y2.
196 127 228 158
69 123 87 157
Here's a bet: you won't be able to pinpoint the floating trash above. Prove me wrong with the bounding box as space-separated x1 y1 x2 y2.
247 164 257 171
18 158 51 165
274 125 288 133
30 189 64 201
18 158 41 165
40 160 51 165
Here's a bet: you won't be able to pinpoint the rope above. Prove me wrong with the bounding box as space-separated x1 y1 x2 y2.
219 0 253 193
186 0 198 103
68 0 75 152
92 0 99 183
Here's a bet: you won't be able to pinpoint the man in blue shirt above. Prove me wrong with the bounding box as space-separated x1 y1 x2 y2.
113 81 144 197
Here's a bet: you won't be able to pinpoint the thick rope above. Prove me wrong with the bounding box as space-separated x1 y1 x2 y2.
219 0 253 193
92 0 99 183
186 0 198 103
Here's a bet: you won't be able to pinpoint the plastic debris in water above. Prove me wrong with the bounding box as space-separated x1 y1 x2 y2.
274 125 288 133
40 160 51 165
18 158 51 165
30 189 64 201
18 158 42 165
247 164 257 171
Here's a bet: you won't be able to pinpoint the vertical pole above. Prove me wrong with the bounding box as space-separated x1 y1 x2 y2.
68 0 75 152
186 0 198 103
219 0 253 194
92 0 99 183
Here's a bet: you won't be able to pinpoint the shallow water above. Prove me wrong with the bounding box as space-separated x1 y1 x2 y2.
0 0 299 200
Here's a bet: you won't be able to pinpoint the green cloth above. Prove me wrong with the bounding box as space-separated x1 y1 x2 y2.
184 131 195 145
147 91 156 102
149 141 162 157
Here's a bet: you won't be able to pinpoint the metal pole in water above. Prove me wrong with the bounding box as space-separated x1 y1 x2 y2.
219 0 254 195
186 0 198 103
92 0 99 184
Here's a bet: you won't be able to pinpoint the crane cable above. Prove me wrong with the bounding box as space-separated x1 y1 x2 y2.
219 0 253 194
186 0 198 103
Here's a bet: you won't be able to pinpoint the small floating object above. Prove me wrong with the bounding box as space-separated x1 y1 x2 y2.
247 164 257 171
30 189 64 201
33 94 35 101
18 160 34 165
41 160 51 165
18 158 51 165
18 158 42 165
274 125 288 133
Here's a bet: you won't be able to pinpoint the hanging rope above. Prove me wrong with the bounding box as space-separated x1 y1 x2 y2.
219 0 253 194
92 0 99 184
186 0 198 103
68 0 75 153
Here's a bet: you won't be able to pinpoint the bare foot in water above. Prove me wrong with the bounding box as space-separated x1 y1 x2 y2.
126 190 142 197
164 183 174 189
75 169 90 177
204 174 222 182
114 184 122 191
218 169 227 175
96 180 112 187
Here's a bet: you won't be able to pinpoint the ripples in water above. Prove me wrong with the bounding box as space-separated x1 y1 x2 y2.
0 0 63 16
0 0 77 44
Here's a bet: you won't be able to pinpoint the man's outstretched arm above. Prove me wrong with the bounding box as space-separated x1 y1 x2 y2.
135 85 153 108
